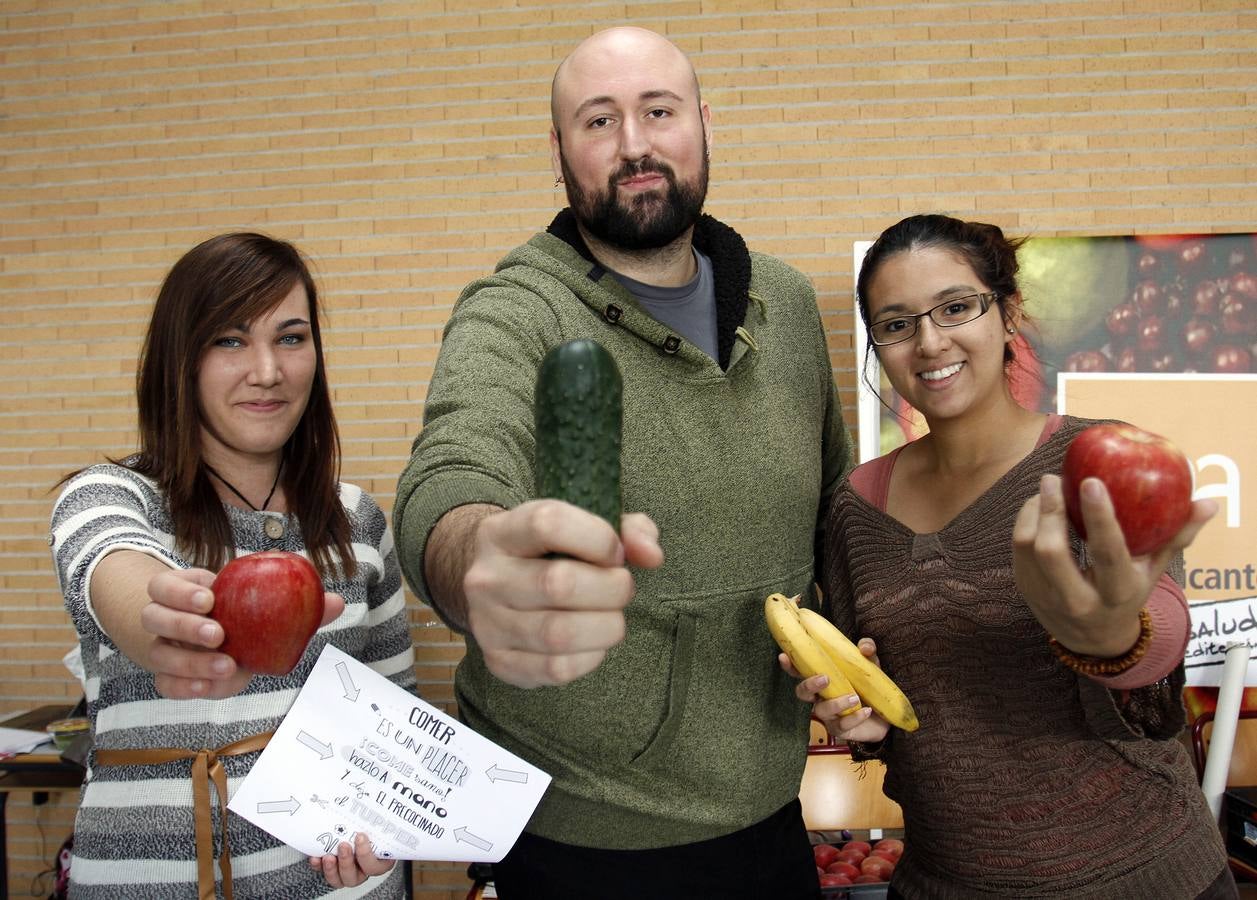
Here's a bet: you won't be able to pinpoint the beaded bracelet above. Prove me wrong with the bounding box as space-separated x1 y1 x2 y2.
1047 607 1154 677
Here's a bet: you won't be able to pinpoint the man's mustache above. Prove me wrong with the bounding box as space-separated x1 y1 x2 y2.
612 159 675 182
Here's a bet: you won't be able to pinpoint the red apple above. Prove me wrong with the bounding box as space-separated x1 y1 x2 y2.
1062 424 1193 556
825 861 861 879
820 872 853 887
841 840 872 856
812 843 841 870
211 550 324 676
836 848 867 866
873 838 904 859
860 855 896 880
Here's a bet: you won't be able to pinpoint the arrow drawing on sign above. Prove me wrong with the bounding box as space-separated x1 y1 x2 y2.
335 661 360 701
297 730 333 760
485 764 528 784
454 827 492 852
256 796 301 815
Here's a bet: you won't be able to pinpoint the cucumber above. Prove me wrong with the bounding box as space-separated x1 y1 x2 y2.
534 339 622 527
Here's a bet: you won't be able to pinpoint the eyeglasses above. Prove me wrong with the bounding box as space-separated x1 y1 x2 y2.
868 292 998 346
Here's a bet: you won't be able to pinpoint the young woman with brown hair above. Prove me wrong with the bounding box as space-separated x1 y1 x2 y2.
50 233 414 898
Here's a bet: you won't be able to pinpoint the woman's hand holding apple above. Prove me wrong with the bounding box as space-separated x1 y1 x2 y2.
140 566 345 700
139 567 249 699
780 644 891 744
1012 473 1216 659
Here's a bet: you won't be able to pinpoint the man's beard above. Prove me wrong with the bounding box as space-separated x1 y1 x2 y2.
560 141 709 252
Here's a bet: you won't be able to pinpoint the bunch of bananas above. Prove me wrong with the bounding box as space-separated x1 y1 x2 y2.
764 592 919 732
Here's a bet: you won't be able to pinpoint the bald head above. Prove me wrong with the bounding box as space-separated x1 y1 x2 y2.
547 26 712 258
551 27 701 133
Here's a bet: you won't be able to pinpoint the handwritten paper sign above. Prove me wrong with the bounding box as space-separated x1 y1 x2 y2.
229 644 550 862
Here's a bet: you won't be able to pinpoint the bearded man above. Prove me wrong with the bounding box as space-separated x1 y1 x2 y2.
394 26 851 900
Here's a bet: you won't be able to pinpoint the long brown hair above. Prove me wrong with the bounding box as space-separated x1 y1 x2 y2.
124 232 353 578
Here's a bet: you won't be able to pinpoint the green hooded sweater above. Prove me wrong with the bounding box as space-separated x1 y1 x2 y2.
394 210 853 849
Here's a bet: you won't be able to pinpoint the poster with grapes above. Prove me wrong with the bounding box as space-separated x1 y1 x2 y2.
852 232 1257 691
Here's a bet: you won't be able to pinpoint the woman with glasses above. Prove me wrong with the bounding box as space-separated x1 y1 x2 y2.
788 214 1233 898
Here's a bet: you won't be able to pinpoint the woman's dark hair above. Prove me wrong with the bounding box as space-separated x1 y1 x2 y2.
109 233 353 578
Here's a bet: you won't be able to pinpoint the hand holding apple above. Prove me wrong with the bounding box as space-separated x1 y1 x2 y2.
139 559 343 698
210 551 327 676
139 566 254 700
1013 436 1216 659
1061 423 1192 556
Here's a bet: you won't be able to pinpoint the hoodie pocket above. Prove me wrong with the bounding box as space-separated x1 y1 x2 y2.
479 563 816 773
630 611 696 767
479 601 688 768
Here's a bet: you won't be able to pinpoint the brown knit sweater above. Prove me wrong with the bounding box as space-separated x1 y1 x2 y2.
823 415 1228 899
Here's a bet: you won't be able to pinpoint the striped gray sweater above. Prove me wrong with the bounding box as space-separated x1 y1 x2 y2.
50 463 415 899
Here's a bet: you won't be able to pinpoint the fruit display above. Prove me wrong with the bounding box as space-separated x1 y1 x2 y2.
533 338 623 526
765 593 919 732
210 550 324 676
813 836 904 894
1043 233 1257 376
1061 423 1193 556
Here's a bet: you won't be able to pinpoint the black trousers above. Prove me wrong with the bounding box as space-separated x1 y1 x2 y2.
490 798 822 900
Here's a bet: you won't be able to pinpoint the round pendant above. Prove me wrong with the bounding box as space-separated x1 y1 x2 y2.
263 517 285 540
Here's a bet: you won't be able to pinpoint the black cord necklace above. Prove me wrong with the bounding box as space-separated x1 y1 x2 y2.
204 460 284 512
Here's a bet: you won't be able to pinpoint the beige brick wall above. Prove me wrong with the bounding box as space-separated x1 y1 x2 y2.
2 1 1254 896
